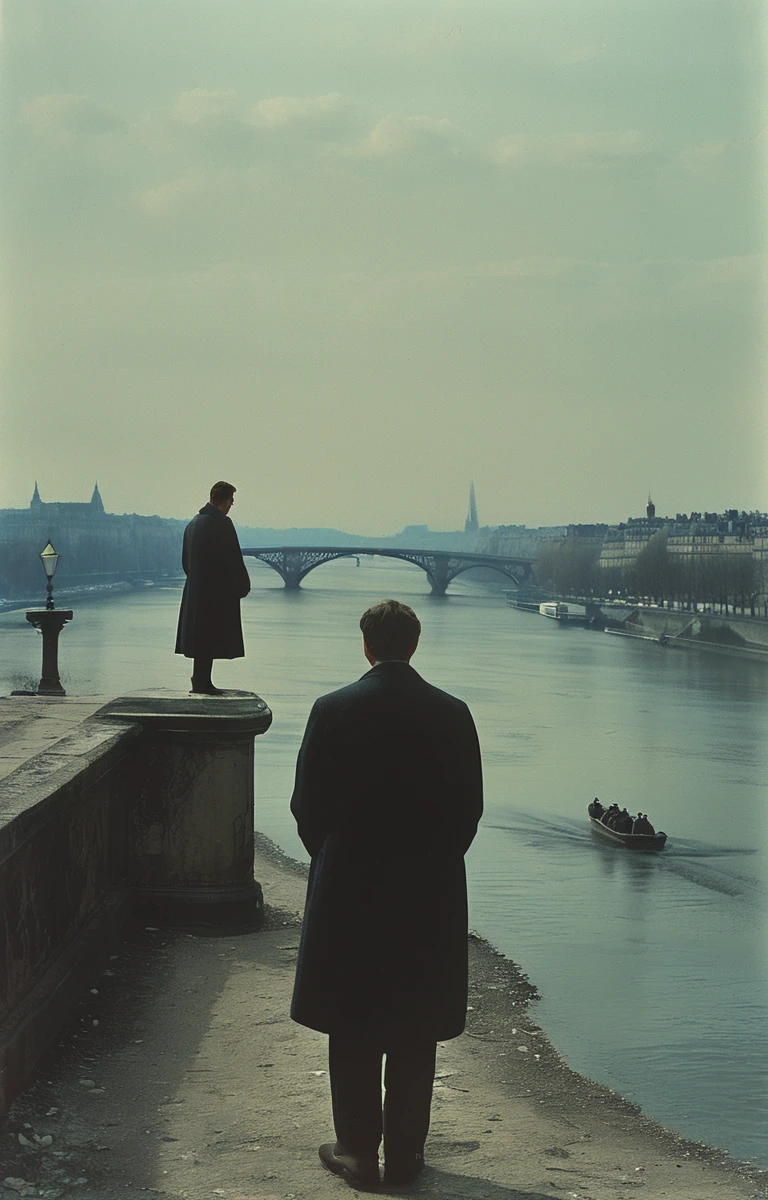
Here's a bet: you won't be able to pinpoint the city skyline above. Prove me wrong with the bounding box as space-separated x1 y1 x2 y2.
2 1 765 531
5 478 767 537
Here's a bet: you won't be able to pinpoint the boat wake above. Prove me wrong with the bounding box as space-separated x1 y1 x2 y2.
482 813 764 900
484 813 591 847
653 843 763 900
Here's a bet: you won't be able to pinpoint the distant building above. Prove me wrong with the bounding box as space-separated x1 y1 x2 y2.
29 480 106 520
477 523 567 558
598 498 768 611
0 484 182 600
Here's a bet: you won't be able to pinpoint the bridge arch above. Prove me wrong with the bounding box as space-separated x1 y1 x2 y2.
241 546 534 595
438 561 530 590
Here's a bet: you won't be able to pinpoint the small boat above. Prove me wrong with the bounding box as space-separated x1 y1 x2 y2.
587 804 667 852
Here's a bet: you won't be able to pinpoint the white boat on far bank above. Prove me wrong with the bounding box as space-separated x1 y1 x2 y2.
539 602 569 619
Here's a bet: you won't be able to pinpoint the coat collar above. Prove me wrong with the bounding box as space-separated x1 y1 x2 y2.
199 502 226 518
361 660 418 680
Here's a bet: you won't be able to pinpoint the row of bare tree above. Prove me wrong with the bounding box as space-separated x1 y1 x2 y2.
533 532 764 617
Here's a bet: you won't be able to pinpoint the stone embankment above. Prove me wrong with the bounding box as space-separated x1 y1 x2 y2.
599 604 768 656
1 696 766 1199
0 691 271 1116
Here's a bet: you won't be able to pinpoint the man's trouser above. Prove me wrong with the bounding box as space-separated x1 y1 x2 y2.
328 1033 437 1161
192 656 213 686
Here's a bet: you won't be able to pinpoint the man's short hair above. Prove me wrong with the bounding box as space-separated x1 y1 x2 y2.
210 480 236 504
360 599 421 660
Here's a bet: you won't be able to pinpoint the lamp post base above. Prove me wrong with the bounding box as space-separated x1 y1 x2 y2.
25 609 74 695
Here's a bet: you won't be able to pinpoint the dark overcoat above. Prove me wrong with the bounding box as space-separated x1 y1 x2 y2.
290 660 483 1042
174 503 251 660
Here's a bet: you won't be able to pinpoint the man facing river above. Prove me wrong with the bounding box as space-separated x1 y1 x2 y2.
175 480 251 694
289 599 483 1188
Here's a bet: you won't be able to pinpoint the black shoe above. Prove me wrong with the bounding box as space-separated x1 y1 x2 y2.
319 1142 380 1190
190 679 225 695
383 1152 425 1187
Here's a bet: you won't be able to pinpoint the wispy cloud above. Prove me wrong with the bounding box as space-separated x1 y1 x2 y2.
491 130 657 168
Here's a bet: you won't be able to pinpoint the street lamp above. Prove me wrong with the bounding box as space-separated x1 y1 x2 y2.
25 540 73 695
40 540 59 609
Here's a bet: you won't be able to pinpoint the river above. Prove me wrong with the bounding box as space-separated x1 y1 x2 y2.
2 555 766 1165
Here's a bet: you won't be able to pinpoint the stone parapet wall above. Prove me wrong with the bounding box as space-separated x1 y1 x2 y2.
0 690 272 1115
0 718 138 1114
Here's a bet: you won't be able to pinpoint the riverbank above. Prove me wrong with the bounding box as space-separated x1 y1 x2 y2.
0 578 185 616
2 833 765 1200
509 595 768 660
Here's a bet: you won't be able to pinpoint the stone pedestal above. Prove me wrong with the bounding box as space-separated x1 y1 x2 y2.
99 690 272 924
25 608 74 695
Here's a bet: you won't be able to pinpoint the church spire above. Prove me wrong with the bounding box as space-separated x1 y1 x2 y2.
465 481 479 534
90 481 105 513
646 493 655 520
31 481 42 508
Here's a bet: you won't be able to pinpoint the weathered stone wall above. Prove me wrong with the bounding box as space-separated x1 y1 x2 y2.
0 720 139 1112
0 691 272 1115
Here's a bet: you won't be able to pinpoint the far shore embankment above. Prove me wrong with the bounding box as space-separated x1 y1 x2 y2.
0 576 185 616
508 594 768 660
598 602 768 658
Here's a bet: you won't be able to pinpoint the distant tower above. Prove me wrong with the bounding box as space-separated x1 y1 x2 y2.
465 482 479 534
646 493 655 520
31 481 42 509
90 481 105 513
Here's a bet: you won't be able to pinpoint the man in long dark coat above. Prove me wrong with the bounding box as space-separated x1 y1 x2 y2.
290 599 483 1189
175 480 251 694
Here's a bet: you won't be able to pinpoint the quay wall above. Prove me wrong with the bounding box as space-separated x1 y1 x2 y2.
0 719 138 1116
602 605 768 652
0 691 272 1116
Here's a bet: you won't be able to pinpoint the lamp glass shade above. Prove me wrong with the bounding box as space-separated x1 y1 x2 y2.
40 541 59 579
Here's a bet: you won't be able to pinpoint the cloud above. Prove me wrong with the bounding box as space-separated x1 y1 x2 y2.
173 89 241 125
139 170 240 218
250 92 354 132
350 114 467 160
491 129 656 168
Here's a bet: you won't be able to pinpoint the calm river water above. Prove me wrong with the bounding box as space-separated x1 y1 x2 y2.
2 556 767 1165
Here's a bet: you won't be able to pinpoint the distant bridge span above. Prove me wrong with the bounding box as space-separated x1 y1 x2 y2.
240 546 535 596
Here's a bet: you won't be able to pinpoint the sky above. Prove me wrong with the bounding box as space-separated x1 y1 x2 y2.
2 0 766 533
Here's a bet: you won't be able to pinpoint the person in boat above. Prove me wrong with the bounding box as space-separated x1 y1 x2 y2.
632 813 656 836
614 809 634 834
601 804 620 828
588 798 604 819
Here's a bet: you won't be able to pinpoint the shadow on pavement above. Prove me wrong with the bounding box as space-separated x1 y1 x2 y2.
378 1169 555 1199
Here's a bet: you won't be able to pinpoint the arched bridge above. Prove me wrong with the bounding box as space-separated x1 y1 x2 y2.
240 546 535 596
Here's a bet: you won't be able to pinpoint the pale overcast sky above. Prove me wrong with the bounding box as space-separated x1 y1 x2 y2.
2 1 765 532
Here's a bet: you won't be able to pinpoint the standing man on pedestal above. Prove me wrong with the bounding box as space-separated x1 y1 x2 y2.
175 481 251 694
290 599 483 1189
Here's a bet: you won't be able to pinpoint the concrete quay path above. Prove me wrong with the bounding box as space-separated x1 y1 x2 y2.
0 695 114 785
1 702 766 1200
